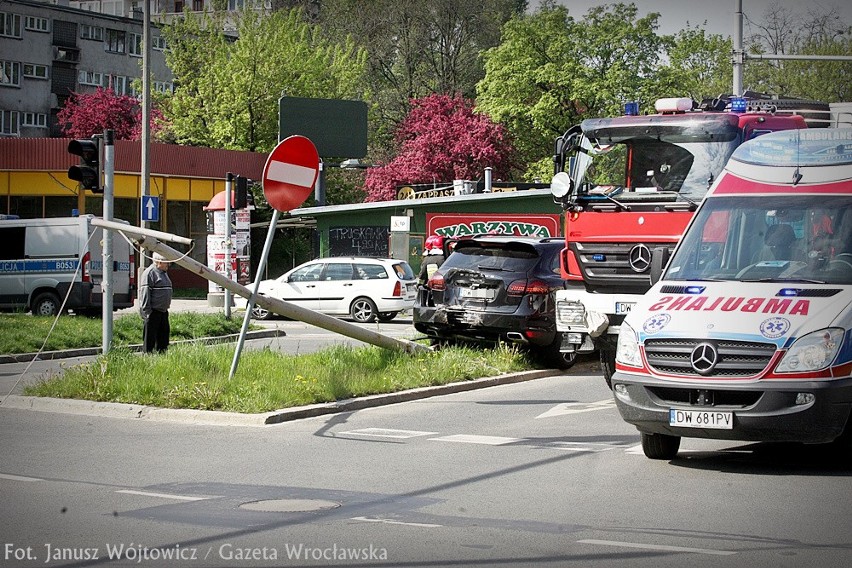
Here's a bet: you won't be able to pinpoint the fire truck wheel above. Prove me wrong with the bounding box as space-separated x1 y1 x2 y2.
541 336 577 370
641 432 681 460
600 348 616 390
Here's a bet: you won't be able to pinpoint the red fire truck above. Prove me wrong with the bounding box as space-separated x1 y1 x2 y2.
550 93 829 387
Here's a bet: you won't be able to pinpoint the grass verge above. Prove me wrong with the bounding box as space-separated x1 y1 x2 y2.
23 342 534 414
0 313 252 354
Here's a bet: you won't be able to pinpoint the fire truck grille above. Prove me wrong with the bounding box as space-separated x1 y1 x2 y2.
571 242 673 289
644 338 776 377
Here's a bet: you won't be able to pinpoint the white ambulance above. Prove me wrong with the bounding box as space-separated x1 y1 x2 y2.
0 215 135 316
612 128 852 460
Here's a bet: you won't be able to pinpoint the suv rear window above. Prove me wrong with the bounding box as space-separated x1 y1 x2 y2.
444 243 539 272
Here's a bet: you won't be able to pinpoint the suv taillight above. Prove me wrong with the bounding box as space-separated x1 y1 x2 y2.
428 273 445 291
507 279 549 296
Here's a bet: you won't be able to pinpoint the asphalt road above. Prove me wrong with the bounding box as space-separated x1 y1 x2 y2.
2 370 851 568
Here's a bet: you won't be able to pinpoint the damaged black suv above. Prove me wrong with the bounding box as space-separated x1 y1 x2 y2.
413 235 576 369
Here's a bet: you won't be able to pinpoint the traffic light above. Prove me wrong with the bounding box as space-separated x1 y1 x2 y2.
67 137 102 193
235 176 248 209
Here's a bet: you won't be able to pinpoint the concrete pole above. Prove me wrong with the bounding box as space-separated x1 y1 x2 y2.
102 129 114 355
733 0 743 97
224 172 233 319
91 219 432 356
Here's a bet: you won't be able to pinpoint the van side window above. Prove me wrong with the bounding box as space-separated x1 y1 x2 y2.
0 227 25 260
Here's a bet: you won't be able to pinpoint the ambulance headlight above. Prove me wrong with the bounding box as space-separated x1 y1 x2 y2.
776 328 844 373
616 322 642 367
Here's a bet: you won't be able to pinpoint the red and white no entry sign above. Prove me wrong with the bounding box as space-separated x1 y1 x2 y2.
262 135 320 212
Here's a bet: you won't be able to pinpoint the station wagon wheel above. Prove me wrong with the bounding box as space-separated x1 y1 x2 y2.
32 292 61 317
251 304 272 320
640 432 681 460
350 297 378 323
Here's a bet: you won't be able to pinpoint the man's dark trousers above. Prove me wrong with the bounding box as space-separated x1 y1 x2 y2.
144 310 170 353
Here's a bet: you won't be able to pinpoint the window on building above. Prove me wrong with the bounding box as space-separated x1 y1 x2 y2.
152 35 166 51
1 110 21 136
78 70 104 87
227 0 244 10
105 29 126 53
174 1 185 13
24 15 49 33
1 11 22 38
44 197 78 218
192 0 204 11
153 81 174 94
129 32 142 57
23 63 48 80
21 112 47 128
81 24 104 41
1 60 21 87
106 74 127 95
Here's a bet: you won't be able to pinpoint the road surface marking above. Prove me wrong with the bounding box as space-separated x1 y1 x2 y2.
429 434 520 446
536 399 616 419
0 473 43 482
547 442 613 452
116 490 212 501
339 428 438 439
577 539 736 556
351 516 442 528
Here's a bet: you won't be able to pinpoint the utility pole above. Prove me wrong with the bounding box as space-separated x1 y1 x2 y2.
102 129 115 354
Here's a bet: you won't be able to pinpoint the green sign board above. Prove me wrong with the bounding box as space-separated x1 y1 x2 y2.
278 97 368 159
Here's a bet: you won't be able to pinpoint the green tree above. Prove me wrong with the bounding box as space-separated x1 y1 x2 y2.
161 7 367 153
476 2 667 181
316 0 523 153
657 26 732 102
742 3 851 101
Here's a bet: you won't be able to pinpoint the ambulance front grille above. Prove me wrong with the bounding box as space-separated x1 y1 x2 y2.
644 339 776 377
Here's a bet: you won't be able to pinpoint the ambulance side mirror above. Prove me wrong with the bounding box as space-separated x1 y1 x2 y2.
650 247 670 285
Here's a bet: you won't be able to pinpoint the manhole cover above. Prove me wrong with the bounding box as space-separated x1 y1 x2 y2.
239 499 341 513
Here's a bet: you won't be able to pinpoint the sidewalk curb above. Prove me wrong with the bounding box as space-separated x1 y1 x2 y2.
0 329 284 364
0 369 562 427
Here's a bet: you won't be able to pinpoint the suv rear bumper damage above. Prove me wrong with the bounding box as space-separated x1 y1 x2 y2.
414 305 556 347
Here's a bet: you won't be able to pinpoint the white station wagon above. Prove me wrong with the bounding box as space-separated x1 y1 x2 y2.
247 257 417 322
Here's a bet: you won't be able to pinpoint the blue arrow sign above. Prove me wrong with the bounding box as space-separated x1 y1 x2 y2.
141 195 159 222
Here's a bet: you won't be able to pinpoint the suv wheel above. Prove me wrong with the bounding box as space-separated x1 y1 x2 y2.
641 432 681 460
350 297 378 323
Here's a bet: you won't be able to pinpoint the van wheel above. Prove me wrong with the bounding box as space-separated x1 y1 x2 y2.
350 297 378 323
32 292 61 317
641 432 681 460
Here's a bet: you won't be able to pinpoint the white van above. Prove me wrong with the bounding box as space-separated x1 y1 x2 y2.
612 128 852 460
0 215 135 316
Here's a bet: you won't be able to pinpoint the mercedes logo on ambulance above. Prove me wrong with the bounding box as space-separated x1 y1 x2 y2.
628 244 652 273
690 342 719 375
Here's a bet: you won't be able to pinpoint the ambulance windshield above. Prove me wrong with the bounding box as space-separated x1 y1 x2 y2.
665 195 852 285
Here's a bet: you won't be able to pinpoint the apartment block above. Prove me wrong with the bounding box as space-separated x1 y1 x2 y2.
1 0 172 138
